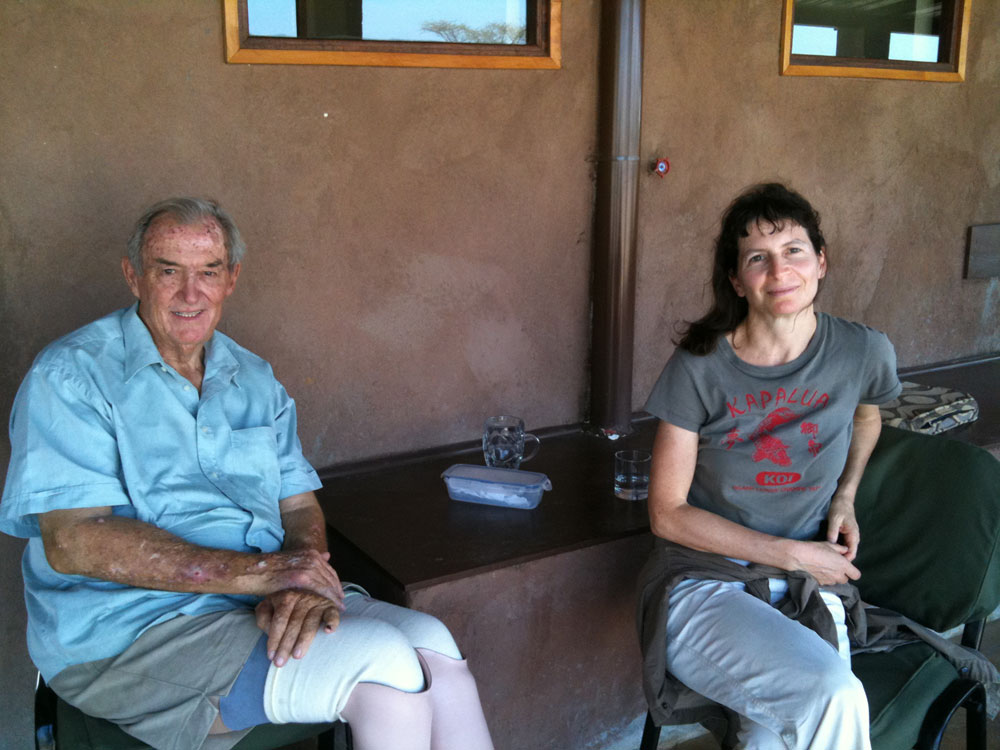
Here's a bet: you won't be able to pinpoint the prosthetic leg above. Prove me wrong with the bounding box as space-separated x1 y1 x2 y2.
340 678 433 750
418 649 494 750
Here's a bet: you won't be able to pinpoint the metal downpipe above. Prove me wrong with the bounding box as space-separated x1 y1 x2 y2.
589 0 644 437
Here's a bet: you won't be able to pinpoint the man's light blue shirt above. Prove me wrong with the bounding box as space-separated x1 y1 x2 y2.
0 305 322 679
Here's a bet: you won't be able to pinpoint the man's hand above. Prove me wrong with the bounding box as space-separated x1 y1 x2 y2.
255 549 345 607
255 589 342 666
256 492 344 665
826 492 861 561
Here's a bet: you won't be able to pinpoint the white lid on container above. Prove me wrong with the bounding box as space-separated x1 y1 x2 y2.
441 464 552 490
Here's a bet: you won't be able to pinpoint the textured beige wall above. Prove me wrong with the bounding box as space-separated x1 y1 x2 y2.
634 0 1000 405
0 1 601 473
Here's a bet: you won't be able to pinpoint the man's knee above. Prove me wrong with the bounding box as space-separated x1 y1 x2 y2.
263 618 426 725
398 612 462 659
347 619 426 692
343 594 463 659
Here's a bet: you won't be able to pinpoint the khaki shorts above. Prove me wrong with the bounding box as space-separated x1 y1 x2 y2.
49 608 262 750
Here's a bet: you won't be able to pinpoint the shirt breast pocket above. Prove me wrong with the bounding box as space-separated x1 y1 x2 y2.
227 426 281 501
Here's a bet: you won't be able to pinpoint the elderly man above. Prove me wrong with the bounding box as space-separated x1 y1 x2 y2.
1 198 493 750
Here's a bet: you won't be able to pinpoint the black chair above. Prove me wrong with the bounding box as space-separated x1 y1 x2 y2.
35 673 351 750
639 426 1000 750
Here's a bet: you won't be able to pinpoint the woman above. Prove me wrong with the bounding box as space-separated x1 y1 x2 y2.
637 183 901 749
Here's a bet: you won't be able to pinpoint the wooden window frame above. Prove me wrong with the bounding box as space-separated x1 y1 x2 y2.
780 0 971 82
223 0 561 70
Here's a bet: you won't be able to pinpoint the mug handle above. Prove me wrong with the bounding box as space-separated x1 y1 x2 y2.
521 433 540 463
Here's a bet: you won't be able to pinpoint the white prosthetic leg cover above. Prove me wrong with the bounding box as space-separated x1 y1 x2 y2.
262 588 461 724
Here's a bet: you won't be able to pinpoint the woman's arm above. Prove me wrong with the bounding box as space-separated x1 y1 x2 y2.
648 420 861 585
825 403 882 560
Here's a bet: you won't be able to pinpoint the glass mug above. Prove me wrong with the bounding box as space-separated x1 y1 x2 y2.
482 415 540 469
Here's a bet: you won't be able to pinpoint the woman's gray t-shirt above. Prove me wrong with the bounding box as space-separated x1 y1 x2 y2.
644 314 901 541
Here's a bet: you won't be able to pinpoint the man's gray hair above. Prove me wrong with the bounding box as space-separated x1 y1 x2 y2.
126 197 246 275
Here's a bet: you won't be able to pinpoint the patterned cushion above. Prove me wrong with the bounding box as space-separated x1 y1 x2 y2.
879 381 979 435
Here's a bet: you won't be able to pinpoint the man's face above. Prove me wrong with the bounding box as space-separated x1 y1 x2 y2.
122 216 240 360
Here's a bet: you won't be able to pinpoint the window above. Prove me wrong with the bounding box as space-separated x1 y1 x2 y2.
780 0 971 82
224 0 561 70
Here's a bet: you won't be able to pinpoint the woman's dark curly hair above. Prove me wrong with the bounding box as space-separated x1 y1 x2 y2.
677 183 827 355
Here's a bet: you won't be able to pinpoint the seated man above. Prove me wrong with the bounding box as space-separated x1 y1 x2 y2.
1 198 494 750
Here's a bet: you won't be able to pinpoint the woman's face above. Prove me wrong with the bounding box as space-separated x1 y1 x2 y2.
729 220 826 320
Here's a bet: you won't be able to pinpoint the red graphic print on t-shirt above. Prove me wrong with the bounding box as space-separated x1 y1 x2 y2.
748 407 799 466
801 422 823 456
723 390 829 492
727 387 830 419
721 429 744 450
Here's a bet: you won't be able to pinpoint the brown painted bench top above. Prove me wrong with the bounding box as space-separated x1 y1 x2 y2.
316 419 657 599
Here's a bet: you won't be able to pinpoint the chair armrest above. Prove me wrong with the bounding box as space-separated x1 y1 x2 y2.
915 678 986 750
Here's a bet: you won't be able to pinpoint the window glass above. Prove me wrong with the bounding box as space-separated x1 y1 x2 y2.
790 0 950 63
791 24 838 57
248 0 296 37
781 0 969 81
247 0 528 45
888 32 940 63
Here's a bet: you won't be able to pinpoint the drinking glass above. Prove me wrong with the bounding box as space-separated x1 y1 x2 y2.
614 449 651 500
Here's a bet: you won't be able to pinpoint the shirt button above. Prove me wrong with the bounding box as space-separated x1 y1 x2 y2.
184 385 192 391
211 472 219 479
202 427 211 434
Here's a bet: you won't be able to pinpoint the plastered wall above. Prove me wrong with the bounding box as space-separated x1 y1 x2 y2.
0 1 601 475
633 1 1000 404
1 1 997 747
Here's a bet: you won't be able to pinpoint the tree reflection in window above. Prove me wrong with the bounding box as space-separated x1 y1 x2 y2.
422 20 527 45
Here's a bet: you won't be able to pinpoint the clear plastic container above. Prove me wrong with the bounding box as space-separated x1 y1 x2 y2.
441 464 552 510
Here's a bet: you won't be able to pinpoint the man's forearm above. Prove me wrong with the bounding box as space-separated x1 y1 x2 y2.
40 509 341 600
278 492 329 553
